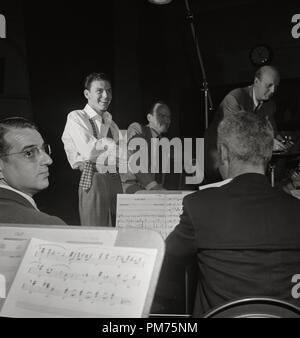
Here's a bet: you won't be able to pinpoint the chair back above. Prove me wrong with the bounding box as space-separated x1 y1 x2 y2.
203 297 300 318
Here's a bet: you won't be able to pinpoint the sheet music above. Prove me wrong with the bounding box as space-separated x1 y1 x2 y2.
0 226 118 296
1 238 157 318
116 192 193 239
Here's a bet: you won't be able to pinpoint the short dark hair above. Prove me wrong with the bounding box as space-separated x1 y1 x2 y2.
148 100 168 115
218 112 274 166
84 72 111 91
0 117 37 157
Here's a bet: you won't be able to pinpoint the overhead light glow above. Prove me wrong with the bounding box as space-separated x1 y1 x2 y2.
148 0 173 5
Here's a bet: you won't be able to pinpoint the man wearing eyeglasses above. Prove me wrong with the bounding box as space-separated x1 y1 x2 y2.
0 117 66 225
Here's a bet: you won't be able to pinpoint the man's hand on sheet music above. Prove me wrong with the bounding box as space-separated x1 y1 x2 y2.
273 138 288 152
273 135 295 153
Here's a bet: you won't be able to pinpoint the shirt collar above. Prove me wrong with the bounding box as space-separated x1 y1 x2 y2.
252 87 261 108
199 178 232 190
84 104 104 120
0 182 39 211
147 123 161 138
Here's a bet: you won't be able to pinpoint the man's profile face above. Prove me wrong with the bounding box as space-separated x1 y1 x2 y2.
254 70 280 101
0 128 53 196
152 103 171 134
85 80 112 114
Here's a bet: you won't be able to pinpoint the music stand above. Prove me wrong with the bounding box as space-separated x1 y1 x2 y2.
183 0 213 129
149 0 213 129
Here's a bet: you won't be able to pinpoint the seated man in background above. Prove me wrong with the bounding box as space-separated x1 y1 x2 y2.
0 117 66 225
154 112 300 316
121 101 171 193
204 65 287 182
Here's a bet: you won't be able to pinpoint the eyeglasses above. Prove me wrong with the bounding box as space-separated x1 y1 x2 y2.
1 144 52 160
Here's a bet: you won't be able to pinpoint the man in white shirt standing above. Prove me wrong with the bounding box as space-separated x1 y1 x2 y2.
0 117 66 225
62 73 122 227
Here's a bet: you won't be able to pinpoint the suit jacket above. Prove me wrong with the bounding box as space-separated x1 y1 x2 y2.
204 86 277 180
155 173 300 315
214 85 276 129
0 188 66 225
121 123 160 193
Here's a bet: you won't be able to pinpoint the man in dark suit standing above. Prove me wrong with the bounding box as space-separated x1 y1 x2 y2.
205 65 286 181
154 112 300 316
0 117 66 225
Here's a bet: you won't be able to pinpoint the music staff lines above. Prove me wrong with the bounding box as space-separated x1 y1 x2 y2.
33 245 147 267
116 193 189 239
21 280 133 306
27 263 141 288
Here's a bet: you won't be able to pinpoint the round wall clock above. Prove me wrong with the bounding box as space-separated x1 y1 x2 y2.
249 44 273 66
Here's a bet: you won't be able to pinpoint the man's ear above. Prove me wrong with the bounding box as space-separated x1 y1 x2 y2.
147 113 152 123
84 89 90 100
0 159 4 180
254 77 260 86
219 143 229 165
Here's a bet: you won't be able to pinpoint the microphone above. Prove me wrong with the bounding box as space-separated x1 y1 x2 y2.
148 0 173 4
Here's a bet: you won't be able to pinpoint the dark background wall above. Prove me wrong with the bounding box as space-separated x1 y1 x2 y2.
0 0 31 119
114 0 300 136
1 0 300 224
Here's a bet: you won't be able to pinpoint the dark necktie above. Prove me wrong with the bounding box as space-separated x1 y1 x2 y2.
255 101 263 112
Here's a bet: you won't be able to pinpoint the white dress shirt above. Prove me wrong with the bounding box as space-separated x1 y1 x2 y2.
199 178 232 190
0 182 39 210
252 87 262 110
62 104 119 169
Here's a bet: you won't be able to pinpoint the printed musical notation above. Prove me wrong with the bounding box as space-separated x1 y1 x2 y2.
0 226 118 297
32 244 145 267
27 263 140 287
1 238 157 318
116 193 193 239
21 280 133 305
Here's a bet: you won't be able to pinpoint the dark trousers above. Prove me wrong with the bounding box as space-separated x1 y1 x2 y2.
78 173 123 227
